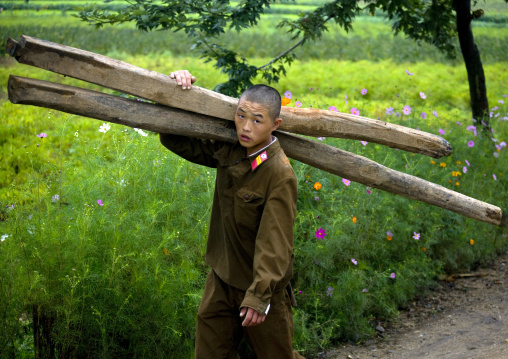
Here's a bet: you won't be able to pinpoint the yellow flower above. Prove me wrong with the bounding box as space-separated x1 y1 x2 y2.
469 239 474 245
314 182 322 190
448 180 452 183
456 182 460 186
387 235 393 241
162 248 170 256
440 162 447 168
456 161 461 165
430 161 435 165
352 216 357 223
452 171 458 177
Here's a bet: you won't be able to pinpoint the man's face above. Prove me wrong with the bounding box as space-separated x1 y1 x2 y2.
234 100 282 156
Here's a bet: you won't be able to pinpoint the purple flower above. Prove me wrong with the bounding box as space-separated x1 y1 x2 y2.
494 152 499 158
466 159 470 166
386 231 393 237
493 174 497 180
432 110 438 117
97 199 104 206
468 141 475 147
284 91 292 99
361 141 368 146
386 107 394 115
390 273 396 279
314 196 319 201
315 228 327 240
342 178 351 186
361 88 367 95
413 232 420 240
499 100 505 104
51 194 59 202
328 105 338 112
350 108 360 116
326 286 334 297
362 288 368 293
438 129 445 135
36 133 47 138
456 121 462 125
317 137 325 141
351 258 358 265
463 166 467 173
421 112 427 119
366 188 371 194
345 95 348 104
419 91 426 99
402 105 411 115
295 101 302 108
405 69 413 76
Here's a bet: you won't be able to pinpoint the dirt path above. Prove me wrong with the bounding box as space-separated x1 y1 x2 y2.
322 252 508 359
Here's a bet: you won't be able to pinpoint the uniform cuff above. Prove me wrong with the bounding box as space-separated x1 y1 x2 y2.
240 295 270 315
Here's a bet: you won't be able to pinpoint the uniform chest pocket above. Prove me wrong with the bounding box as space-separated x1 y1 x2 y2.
234 189 265 235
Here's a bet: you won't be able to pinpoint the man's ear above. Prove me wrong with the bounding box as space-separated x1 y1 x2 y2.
272 117 282 131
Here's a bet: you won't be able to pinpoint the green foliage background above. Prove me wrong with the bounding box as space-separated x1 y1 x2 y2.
1 1 508 357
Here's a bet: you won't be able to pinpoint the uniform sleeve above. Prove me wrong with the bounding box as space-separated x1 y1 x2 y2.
159 133 223 168
240 172 298 315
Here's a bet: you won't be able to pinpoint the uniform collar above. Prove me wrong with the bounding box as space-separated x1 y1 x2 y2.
249 136 280 171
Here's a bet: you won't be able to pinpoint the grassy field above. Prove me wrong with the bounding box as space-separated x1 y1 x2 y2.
1 1 508 357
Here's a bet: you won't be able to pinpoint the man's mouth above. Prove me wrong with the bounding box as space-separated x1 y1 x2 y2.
240 134 251 141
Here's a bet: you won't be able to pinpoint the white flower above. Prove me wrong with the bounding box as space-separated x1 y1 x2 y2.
134 128 148 137
74 131 79 137
99 123 111 133
1 234 9 242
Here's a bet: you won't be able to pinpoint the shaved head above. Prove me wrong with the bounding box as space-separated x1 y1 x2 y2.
239 85 281 122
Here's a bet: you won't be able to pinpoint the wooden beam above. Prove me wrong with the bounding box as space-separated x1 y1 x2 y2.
8 75 504 227
6 35 452 158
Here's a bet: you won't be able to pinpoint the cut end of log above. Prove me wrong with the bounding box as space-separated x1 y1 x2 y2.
5 37 21 59
500 211 508 228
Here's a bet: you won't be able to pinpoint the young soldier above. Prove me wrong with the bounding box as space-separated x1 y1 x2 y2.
161 70 303 358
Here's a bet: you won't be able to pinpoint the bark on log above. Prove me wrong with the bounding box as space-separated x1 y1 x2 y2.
8 75 504 227
6 35 452 158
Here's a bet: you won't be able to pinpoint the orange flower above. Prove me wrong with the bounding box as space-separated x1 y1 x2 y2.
469 239 474 245
440 162 447 168
430 160 435 165
386 235 393 241
422 247 427 252
314 182 322 190
456 161 461 165
448 180 452 183
352 216 357 223
281 97 291 106
162 248 170 255
456 182 460 186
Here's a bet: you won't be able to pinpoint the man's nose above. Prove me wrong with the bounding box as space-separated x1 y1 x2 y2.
243 121 251 132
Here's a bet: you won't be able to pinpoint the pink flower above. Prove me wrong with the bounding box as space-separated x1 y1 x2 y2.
432 110 438 117
421 112 427 119
284 91 292 99
419 91 426 99
463 166 467 173
97 199 104 206
468 141 475 147
361 88 367 95
405 69 413 76
350 108 360 116
402 105 411 115
295 101 301 107
465 159 470 166
493 174 497 180
36 133 47 138
328 105 338 112
386 107 394 115
390 273 396 279
342 178 351 186
351 258 358 265
438 129 445 135
366 188 371 194
361 141 368 146
315 228 327 240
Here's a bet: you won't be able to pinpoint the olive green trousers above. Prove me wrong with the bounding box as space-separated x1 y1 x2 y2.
195 270 304 359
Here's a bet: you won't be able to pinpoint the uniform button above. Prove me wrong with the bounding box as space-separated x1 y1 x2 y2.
244 194 250 200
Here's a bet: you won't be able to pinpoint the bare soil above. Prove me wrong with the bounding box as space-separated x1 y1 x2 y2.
322 252 508 359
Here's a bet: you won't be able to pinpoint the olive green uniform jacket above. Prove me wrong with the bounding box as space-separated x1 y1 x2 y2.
160 134 298 314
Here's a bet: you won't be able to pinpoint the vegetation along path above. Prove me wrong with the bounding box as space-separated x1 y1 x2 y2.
324 252 508 359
